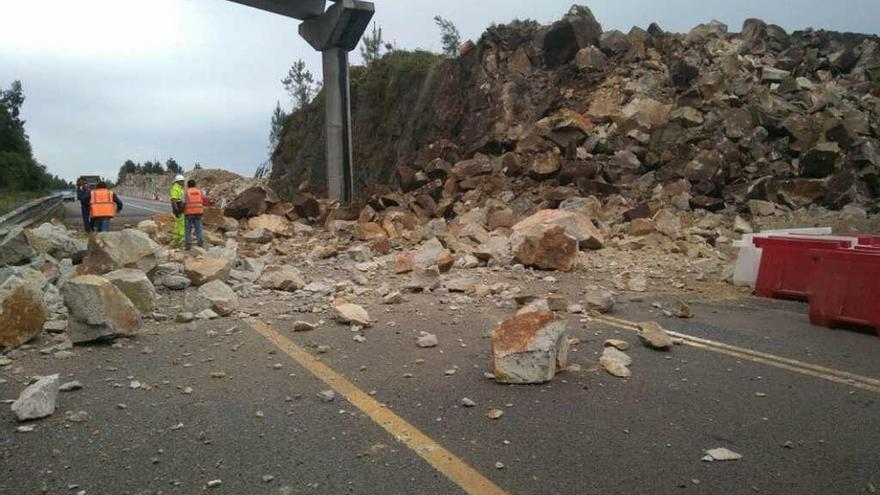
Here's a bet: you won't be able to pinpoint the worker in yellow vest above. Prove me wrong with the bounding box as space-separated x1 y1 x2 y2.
169 175 186 246
89 181 123 232
182 179 205 250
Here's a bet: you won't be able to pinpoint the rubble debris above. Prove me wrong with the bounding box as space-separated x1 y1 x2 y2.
292 321 317 332
416 332 438 348
486 408 504 419
599 347 632 378
604 339 630 351
62 275 140 343
492 311 569 384
676 301 695 319
11 374 60 421
584 286 616 313
702 448 743 462
638 321 673 350
331 302 371 327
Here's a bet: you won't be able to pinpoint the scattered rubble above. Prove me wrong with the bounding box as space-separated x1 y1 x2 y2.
702 448 743 462
638 321 673 350
599 346 632 378
11 374 60 421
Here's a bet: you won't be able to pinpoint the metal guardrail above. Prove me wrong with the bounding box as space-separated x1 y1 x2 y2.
0 193 65 237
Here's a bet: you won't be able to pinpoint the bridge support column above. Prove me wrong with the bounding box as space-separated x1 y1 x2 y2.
322 47 354 203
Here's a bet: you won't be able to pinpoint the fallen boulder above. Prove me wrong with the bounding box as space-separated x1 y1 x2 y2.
11 374 60 421
62 275 140 343
79 230 162 276
512 209 604 250
513 225 579 271
24 223 87 262
184 256 232 286
186 280 239 316
492 311 569 384
104 268 158 315
223 185 279 219
0 226 36 266
0 268 48 349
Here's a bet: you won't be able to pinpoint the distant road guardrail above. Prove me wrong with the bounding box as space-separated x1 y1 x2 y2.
0 193 65 237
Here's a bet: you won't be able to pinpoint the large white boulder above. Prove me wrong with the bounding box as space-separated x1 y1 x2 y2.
24 223 87 262
62 275 140 343
79 230 162 276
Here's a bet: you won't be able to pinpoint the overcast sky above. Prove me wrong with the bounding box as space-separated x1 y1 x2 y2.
2 0 878 183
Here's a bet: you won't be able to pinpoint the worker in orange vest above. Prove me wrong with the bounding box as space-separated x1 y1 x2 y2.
182 179 205 250
88 181 123 232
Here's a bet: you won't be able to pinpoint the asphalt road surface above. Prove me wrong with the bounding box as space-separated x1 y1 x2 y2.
61 195 171 231
1 276 878 494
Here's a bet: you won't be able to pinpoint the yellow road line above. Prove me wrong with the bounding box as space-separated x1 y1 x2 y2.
251 320 509 495
590 315 880 393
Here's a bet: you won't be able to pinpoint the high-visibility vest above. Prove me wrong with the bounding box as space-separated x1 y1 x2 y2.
90 189 116 218
184 187 204 216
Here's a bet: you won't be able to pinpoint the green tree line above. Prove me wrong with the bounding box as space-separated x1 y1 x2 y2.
116 157 190 182
0 81 70 192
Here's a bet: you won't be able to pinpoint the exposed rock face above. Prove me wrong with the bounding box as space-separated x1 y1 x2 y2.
258 265 306 291
79 230 162 276
492 311 569 384
24 223 87 262
104 268 158 315
62 275 140 343
0 268 47 349
11 374 60 421
186 280 239 316
270 8 879 218
184 257 232 286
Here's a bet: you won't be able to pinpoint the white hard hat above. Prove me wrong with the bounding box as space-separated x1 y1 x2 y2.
175 175 185 181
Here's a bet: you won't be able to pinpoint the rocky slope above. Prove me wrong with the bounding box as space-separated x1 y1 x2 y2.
271 5 879 212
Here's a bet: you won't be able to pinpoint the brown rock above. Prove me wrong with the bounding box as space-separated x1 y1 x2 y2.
394 254 414 274
0 271 47 349
513 225 578 272
529 153 562 179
